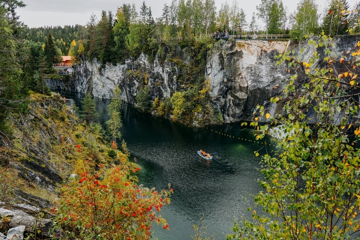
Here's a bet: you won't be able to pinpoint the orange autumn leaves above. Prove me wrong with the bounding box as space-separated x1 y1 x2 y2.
55 145 172 239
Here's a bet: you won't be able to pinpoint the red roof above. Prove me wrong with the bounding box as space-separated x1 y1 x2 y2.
61 56 72 62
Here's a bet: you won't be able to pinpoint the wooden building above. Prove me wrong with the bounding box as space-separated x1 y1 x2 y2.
61 56 72 66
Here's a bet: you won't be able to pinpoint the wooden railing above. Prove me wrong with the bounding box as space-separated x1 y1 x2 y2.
229 34 291 40
168 33 291 42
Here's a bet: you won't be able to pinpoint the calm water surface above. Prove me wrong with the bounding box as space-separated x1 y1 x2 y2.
62 92 271 240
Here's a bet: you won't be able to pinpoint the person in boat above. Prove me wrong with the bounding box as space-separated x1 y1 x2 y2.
207 154 210 158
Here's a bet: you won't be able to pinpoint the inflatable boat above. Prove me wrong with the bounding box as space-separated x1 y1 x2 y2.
197 151 213 160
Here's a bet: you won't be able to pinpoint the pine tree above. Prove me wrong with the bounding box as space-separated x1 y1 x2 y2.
126 21 142 58
250 12 258 33
102 11 117 65
22 42 47 94
121 4 132 26
93 11 109 62
0 0 25 36
192 0 204 36
162 4 170 26
80 93 99 124
114 8 129 63
106 86 122 143
140 1 148 25
136 87 150 112
86 14 97 59
0 4 23 134
44 32 59 71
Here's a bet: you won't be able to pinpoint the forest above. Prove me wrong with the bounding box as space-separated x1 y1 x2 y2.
23 0 360 65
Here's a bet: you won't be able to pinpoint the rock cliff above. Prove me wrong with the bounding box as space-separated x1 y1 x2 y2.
47 36 360 125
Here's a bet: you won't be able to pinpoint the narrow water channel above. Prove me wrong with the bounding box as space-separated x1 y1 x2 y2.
62 92 271 239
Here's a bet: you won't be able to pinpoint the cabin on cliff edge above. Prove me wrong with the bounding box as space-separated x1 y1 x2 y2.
61 56 72 66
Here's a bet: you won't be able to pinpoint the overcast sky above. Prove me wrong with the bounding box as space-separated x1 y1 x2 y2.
17 0 360 28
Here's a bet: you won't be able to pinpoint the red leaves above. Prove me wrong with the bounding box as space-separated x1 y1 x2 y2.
162 224 169 229
57 163 172 239
75 144 81 152
51 207 57 214
132 167 141 173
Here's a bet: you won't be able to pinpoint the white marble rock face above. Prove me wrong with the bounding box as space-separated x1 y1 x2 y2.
65 36 357 124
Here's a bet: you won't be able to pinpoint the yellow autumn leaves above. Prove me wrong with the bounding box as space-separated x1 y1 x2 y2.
253 113 270 121
355 128 360 136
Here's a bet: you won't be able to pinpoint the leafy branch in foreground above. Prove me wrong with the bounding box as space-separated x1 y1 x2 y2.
53 145 172 239
229 35 360 239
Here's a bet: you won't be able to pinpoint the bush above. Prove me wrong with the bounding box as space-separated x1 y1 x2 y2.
0 167 15 202
75 133 82 139
136 87 150 112
53 156 172 239
107 150 117 159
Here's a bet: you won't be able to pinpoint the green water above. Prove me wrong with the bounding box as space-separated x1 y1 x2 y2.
63 92 271 239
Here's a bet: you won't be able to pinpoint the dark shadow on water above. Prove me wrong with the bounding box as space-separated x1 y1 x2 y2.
57 90 273 240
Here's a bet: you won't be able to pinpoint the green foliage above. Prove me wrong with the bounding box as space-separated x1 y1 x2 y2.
80 93 99 124
44 32 61 71
0 4 24 134
75 133 82 139
107 149 117 158
229 35 360 239
170 91 185 121
136 87 150 112
290 29 303 40
152 97 160 111
322 0 350 36
213 108 223 124
256 0 286 34
113 8 130 63
24 25 84 55
0 167 15 202
126 22 143 58
292 0 319 39
54 156 172 239
106 86 122 143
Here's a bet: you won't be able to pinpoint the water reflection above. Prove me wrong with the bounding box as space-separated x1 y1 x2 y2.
57 91 271 239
